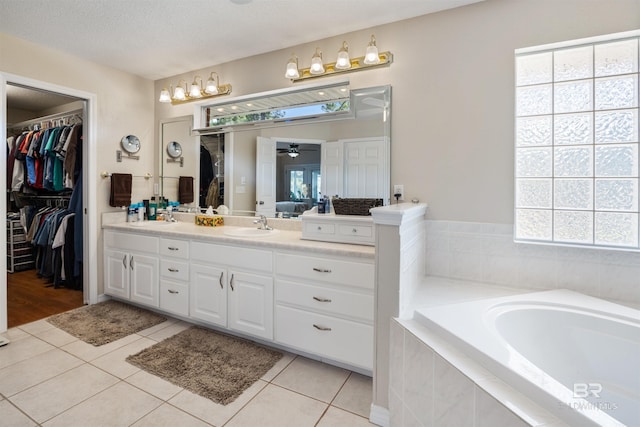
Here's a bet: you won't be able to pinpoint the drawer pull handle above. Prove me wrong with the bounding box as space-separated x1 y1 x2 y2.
313 296 332 303
168 289 179 294
230 273 235 291
122 255 127 268
168 268 179 273
352 228 357 233
219 271 224 289
312 267 332 273
313 324 332 331
130 256 134 270
168 247 179 251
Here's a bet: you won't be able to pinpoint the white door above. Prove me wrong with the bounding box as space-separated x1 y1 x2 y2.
227 270 273 340
343 137 388 199
104 249 129 299
130 253 160 307
321 140 344 198
190 263 227 327
255 136 277 217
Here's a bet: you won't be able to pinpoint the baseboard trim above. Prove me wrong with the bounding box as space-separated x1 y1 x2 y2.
369 404 390 427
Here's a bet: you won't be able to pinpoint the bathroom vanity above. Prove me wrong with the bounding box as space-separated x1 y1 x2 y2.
102 219 375 372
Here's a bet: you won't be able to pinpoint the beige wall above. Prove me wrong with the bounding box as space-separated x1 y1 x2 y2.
155 0 640 224
1 32 155 296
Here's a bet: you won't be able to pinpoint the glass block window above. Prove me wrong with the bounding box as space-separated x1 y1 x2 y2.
515 31 640 249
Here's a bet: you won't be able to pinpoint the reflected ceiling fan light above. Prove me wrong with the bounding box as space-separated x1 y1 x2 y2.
288 144 300 158
335 41 351 70
364 35 381 65
309 48 325 75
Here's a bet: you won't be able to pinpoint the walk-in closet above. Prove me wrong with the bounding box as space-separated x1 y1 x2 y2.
5 84 85 327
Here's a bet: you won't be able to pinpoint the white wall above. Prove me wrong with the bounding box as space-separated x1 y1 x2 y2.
155 0 640 224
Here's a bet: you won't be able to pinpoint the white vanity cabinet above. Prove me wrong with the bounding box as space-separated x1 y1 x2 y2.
190 241 274 340
274 251 374 370
159 238 190 316
301 214 375 246
103 230 160 307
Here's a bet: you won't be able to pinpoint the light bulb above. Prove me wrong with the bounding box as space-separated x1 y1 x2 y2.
189 78 202 98
364 35 380 65
285 55 300 79
173 86 186 101
205 73 219 94
310 48 324 75
158 88 171 103
335 42 351 70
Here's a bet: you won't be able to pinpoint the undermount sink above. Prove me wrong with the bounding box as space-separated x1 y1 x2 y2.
128 220 177 227
223 227 278 238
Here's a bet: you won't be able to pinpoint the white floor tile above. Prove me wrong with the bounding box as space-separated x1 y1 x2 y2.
331 372 373 418
90 337 156 379
0 399 37 426
272 357 350 403
60 332 141 361
10 364 119 424
260 352 295 382
316 406 375 426
145 321 190 341
169 379 268 426
30 326 78 347
42 381 162 427
131 403 212 427
125 370 183 401
136 318 178 337
18 319 56 335
0 335 54 370
225 384 327 427
1 327 29 342
0 348 83 397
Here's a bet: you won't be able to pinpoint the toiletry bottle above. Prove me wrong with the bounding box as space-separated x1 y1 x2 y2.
137 202 145 222
318 196 325 214
148 197 157 220
143 199 150 221
128 204 136 222
325 197 331 214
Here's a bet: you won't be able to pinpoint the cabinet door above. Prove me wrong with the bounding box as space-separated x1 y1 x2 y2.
130 253 159 307
190 263 227 327
228 270 273 340
104 249 129 299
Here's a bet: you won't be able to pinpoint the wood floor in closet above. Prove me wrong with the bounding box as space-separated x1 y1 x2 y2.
7 269 84 328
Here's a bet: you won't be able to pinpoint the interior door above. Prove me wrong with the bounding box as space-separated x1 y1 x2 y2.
343 137 388 199
321 140 344 198
255 136 276 217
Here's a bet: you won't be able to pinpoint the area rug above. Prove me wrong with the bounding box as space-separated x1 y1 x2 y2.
47 300 167 346
126 326 283 405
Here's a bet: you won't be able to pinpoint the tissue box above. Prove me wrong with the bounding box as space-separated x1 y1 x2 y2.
195 215 224 227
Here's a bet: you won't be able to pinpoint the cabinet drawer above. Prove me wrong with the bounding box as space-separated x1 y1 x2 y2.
303 221 335 235
160 279 189 317
276 280 373 322
104 231 159 254
160 259 189 281
160 238 189 259
275 253 373 290
275 305 373 370
338 224 373 238
191 241 272 273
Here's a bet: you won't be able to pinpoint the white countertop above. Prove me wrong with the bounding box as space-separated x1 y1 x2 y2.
102 219 375 259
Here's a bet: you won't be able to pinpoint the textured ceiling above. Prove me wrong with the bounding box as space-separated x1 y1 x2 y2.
0 0 483 80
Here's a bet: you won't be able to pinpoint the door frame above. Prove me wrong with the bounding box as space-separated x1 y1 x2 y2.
0 72 98 333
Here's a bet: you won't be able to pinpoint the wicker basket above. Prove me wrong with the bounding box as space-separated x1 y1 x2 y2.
331 198 383 216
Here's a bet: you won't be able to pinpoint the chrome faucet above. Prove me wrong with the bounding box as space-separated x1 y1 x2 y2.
253 215 273 230
162 207 177 222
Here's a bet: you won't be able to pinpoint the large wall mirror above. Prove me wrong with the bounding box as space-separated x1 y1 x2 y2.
159 84 390 217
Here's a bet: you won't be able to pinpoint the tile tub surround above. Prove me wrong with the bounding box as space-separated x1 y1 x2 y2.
425 220 640 307
389 315 571 427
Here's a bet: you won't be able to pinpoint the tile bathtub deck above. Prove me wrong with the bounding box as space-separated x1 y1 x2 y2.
0 318 374 427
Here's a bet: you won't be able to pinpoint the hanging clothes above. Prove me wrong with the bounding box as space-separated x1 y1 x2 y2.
200 144 214 207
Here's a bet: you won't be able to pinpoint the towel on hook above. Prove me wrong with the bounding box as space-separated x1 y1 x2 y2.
178 176 194 204
109 173 132 207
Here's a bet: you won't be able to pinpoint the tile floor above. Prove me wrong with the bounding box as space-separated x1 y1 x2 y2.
0 317 375 426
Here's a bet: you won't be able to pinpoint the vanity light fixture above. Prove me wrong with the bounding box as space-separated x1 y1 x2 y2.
159 71 232 105
286 34 392 82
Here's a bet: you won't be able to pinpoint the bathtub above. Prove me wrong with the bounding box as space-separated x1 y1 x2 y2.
414 289 640 427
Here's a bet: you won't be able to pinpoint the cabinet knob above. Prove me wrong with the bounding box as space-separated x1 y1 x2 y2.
317 226 322 231
312 267 332 273
352 228 357 233
313 324 332 331
313 296 332 303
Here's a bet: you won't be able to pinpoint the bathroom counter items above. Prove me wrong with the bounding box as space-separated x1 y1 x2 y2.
102 219 375 259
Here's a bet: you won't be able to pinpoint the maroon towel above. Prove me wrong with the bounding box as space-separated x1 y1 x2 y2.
109 173 132 207
178 176 194 204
